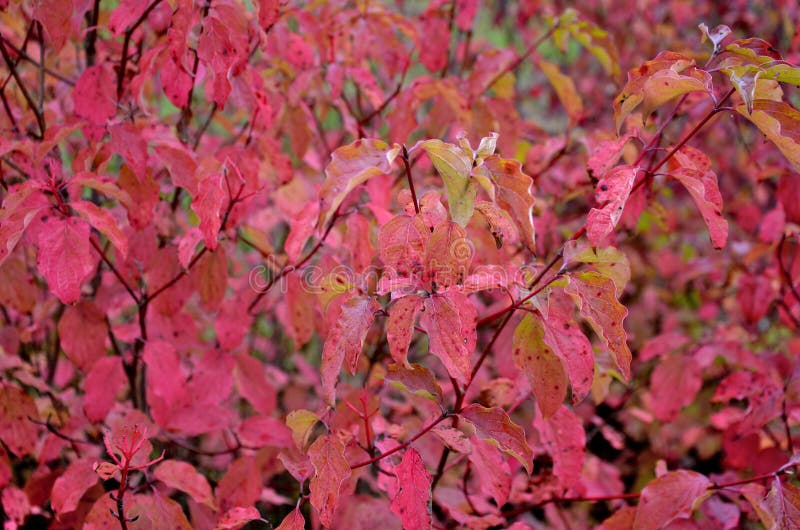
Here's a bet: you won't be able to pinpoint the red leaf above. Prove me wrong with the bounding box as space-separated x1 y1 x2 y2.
37 217 96 304
424 221 473 289
84 356 125 422
318 139 400 232
282 272 316 348
321 294 380 404
236 415 293 448
58 301 108 371
193 172 226 251
633 470 712 530
459 404 533 473
512 313 568 419
0 384 38 457
71 200 129 259
765 476 800 529
419 12 450 73
533 406 585 489
379 213 429 279
565 271 632 379
33 0 72 50
476 156 537 252
308 434 352 528
275 508 305 530
73 65 117 124
51 458 98 514
385 363 444 402
387 295 424 365
0 183 47 267
129 493 192 529
468 437 511 506
390 448 432 530
194 247 228 310
108 0 149 35
586 165 638 246
154 460 214 508
110 123 149 181
420 290 477 385
649 353 702 422
668 150 728 249
258 0 280 30
234 354 277 416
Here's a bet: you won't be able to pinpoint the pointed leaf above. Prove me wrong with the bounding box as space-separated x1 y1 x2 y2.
534 406 585 489
512 313 568 419
70 200 129 258
737 100 800 172
565 272 632 379
468 437 511 507
275 508 306 530
390 448 432 530
154 460 214 508
308 434 351 528
319 139 400 232
385 363 443 402
415 140 476 227
51 458 98 514
387 295 424 365
540 60 583 122
765 477 800 529
633 470 712 530
586 165 638 246
459 404 533 473
420 291 477 385
476 156 536 252
321 295 380 404
37 217 96 304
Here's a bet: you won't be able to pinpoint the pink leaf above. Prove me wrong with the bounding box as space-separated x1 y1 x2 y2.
459 404 533 473
275 508 305 530
51 458 98 514
84 356 125 422
193 172 226 251
586 165 638 246
533 406 585 489
108 0 149 36
154 460 214 508
71 200 129 259
321 294 380 404
308 434 352 528
387 295 423 365
468 437 511 506
765 476 800 529
385 363 443 402
58 301 108 371
649 353 703 422
390 448 433 530
33 0 72 50
258 0 280 30
73 65 117 124
668 167 728 249
633 470 712 530
234 354 277 416
318 139 400 233
420 290 477 385
512 313 568 419
565 271 632 379
37 217 96 304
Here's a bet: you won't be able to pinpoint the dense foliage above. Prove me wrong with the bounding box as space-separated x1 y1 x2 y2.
1 1 800 528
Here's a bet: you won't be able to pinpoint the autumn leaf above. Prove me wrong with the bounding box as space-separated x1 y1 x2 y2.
319 139 401 232
37 217 96 304
51 458 98 514
539 59 583 123
565 271 632 379
474 156 537 252
275 508 306 530
459 404 533 473
512 313 569 419
387 295 424 365
321 294 380 404
419 290 477 385
390 448 432 530
309 434 352 528
385 363 444 402
765 477 800 529
633 470 712 530
414 139 476 227
586 164 638 246
154 460 215 508
737 100 800 172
